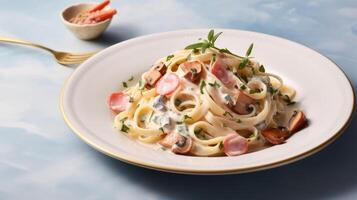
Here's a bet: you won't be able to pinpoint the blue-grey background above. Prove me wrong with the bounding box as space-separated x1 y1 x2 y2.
0 0 356 199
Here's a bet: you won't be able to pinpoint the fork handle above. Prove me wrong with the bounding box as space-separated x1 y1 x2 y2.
0 36 54 53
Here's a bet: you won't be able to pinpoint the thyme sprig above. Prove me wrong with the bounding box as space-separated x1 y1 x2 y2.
185 30 244 58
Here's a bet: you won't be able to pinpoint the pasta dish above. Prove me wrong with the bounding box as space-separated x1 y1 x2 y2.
107 30 307 156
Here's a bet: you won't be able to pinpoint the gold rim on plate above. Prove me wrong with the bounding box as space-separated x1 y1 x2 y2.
59 31 355 175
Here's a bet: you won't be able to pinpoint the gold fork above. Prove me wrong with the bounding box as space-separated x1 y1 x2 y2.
0 36 97 65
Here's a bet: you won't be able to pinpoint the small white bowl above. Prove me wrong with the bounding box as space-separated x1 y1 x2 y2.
61 3 114 40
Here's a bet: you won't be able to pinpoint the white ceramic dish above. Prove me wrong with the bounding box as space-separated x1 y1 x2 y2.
61 2 113 40
60 29 354 174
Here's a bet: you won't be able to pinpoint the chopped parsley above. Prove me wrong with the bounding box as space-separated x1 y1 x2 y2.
166 54 174 61
194 128 207 140
199 80 206 94
249 88 261 94
211 53 217 63
120 124 130 133
174 99 182 107
122 81 128 88
223 111 233 118
208 81 220 88
219 141 224 149
183 114 192 121
190 68 198 76
282 95 296 106
259 65 265 73
129 96 134 103
159 127 165 134
240 84 247 90
236 119 242 123
128 76 134 81
160 147 167 151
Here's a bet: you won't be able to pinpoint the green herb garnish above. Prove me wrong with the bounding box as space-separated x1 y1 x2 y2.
183 114 192 121
219 141 224 149
208 81 220 88
121 124 130 133
185 30 244 59
282 95 296 106
128 76 134 81
129 96 134 103
175 99 182 107
259 65 265 73
223 111 233 118
166 54 174 61
240 84 247 90
122 81 128 88
249 88 261 94
239 57 249 69
246 43 254 57
190 68 197 76
199 80 206 94
236 119 242 123
194 128 207 140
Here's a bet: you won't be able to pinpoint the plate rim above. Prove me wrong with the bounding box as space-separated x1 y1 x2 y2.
60 28 355 175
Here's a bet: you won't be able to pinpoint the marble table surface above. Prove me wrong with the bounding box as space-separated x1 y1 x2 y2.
1 0 356 199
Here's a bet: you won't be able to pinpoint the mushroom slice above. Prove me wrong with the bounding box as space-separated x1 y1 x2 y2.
159 132 182 149
289 111 307 133
179 61 203 83
171 136 193 154
144 62 167 87
229 90 256 115
261 128 290 145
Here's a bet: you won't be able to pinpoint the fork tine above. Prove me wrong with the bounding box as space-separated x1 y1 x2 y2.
66 54 92 59
70 52 97 57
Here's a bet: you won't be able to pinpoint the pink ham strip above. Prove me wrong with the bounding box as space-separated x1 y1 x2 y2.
223 133 248 156
211 57 235 87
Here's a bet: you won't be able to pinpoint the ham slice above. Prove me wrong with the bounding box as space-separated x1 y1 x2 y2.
159 133 192 154
230 90 256 115
107 92 130 113
155 73 180 95
179 61 203 82
144 62 167 87
159 132 183 148
223 133 248 156
211 57 234 87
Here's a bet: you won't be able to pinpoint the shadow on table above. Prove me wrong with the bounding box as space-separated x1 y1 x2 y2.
91 24 138 47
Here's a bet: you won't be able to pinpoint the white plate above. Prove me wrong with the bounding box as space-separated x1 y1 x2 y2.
60 29 355 174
